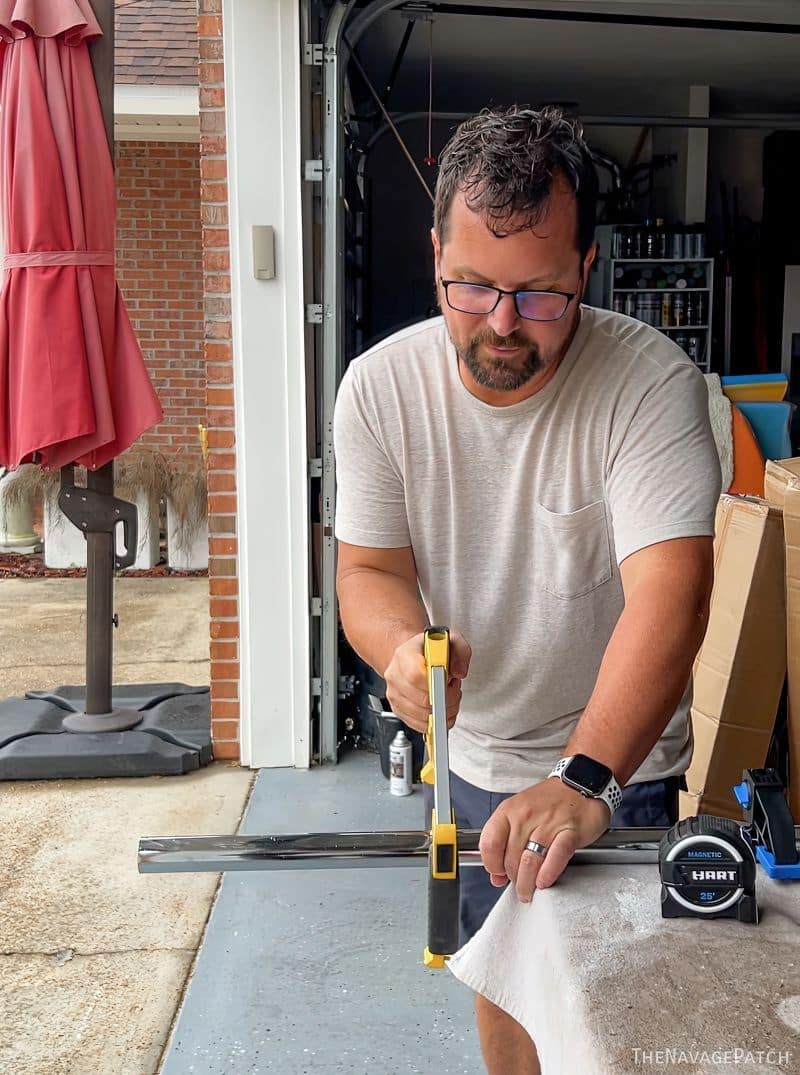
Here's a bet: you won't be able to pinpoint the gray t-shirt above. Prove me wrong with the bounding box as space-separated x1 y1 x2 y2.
333 307 721 792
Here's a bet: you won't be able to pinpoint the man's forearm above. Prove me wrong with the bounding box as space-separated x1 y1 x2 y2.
337 569 428 678
565 578 710 785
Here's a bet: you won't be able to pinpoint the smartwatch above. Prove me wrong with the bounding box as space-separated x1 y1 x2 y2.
548 754 623 816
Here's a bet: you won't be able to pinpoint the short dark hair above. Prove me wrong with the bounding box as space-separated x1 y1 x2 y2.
434 105 598 258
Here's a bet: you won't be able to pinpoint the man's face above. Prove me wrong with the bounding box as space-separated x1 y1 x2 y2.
432 178 595 397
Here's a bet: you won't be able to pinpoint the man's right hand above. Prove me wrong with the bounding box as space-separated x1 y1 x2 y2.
383 630 472 733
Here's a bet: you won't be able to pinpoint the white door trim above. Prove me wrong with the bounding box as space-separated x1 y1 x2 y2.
223 0 310 768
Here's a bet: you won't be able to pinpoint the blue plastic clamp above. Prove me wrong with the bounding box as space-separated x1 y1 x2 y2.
733 782 751 809
755 847 800 880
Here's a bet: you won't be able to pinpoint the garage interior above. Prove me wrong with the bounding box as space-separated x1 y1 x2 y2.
342 1 798 366
306 0 800 764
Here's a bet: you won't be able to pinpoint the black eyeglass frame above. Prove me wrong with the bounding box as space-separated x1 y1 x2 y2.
439 278 578 322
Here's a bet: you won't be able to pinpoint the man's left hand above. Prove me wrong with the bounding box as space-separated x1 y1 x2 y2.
478 778 612 902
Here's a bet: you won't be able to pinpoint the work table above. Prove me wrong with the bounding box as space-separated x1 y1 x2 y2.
448 863 800 1074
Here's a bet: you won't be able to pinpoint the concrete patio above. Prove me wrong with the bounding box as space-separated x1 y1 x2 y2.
0 577 210 696
0 577 253 1075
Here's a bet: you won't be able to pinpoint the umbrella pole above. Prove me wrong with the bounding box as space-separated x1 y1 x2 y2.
85 462 114 715
86 2 122 718
85 2 120 719
62 1 141 733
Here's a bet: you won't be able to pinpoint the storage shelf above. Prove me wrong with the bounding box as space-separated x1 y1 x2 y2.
602 248 714 366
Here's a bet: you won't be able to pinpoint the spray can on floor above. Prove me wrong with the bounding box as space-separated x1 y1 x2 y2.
389 729 413 796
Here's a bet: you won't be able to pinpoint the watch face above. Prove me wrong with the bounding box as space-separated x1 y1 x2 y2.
565 754 613 795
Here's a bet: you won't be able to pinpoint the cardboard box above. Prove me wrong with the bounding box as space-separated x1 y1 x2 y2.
685 495 786 818
783 479 800 817
759 460 800 815
678 789 695 820
764 457 800 510
678 788 745 821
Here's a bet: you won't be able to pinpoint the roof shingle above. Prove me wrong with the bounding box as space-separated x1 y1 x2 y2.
115 0 198 86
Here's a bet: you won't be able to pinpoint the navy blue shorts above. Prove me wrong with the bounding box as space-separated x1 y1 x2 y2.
423 771 679 945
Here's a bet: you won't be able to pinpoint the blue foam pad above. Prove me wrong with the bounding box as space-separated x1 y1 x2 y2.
736 401 793 460
721 373 788 386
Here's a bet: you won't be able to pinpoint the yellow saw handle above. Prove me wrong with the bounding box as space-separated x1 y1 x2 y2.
421 627 449 785
420 626 459 969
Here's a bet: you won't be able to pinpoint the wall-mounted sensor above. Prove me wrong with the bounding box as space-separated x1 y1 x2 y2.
252 225 275 280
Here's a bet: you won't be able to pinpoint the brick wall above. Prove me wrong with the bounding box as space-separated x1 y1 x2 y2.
198 0 240 760
116 141 206 451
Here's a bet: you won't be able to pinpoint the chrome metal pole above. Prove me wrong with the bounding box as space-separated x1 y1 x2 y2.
139 826 800 874
139 827 675 874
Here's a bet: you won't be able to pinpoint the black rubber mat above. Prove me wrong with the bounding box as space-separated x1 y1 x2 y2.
26 682 208 712
0 684 211 779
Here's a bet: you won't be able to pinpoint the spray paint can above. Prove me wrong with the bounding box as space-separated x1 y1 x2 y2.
686 334 702 364
389 730 413 796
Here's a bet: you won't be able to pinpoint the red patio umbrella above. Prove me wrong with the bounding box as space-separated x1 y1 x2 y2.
0 0 162 470
0 0 179 758
0 0 209 779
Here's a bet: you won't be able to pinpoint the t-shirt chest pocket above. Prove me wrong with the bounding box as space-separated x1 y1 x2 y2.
534 499 613 599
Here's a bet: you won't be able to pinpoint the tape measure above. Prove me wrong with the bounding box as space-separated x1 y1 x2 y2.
659 815 758 923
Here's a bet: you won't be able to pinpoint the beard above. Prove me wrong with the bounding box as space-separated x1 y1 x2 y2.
458 328 546 392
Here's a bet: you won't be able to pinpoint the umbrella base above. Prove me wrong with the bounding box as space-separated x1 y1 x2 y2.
0 684 211 779
62 708 143 732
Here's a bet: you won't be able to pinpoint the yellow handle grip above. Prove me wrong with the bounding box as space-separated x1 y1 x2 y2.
421 627 450 786
424 626 450 687
421 743 435 785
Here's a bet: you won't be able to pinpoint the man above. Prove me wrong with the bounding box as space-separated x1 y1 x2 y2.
333 106 721 1075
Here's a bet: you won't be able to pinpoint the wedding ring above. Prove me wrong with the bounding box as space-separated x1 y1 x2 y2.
524 839 548 857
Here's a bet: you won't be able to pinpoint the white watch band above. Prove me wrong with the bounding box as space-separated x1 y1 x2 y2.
548 756 623 816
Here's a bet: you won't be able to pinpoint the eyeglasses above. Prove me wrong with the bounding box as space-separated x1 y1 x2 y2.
440 279 577 322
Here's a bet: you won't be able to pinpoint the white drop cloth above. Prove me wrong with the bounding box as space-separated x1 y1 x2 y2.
447 881 604 1075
